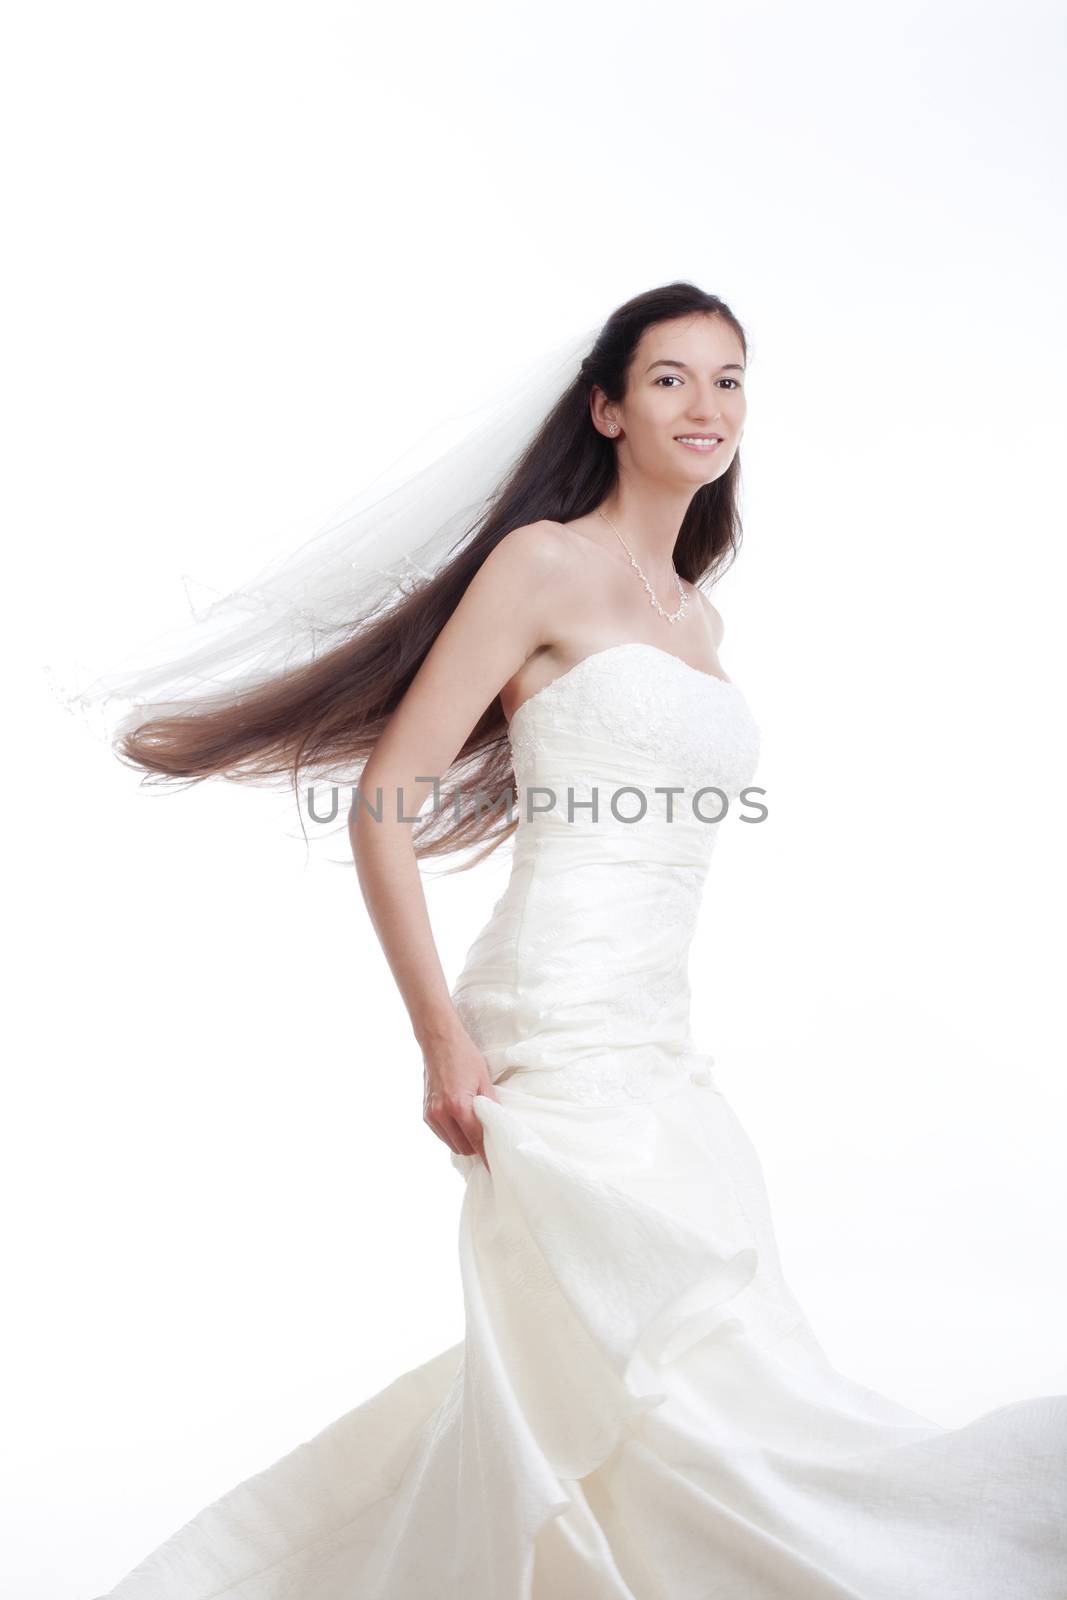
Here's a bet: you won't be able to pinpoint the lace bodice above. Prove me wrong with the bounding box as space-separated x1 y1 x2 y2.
507 640 760 815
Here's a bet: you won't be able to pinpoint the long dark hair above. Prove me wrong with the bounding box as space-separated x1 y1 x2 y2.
118 280 748 869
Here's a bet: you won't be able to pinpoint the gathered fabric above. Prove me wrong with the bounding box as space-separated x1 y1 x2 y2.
101 643 1067 1600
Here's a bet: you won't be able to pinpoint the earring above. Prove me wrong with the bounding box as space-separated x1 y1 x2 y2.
608 423 618 434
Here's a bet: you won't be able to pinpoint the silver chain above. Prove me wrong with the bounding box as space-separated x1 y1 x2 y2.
595 508 690 625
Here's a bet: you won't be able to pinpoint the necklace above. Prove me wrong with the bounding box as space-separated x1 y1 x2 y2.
595 509 690 625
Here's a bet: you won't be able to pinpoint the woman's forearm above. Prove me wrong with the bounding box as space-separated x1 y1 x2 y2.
348 794 463 1048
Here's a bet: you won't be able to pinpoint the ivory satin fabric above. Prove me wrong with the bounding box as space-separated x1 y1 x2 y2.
99 643 1067 1599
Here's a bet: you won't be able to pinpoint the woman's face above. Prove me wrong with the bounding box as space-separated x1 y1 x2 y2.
597 313 747 487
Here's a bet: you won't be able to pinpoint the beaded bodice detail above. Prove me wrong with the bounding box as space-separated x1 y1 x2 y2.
450 642 762 1106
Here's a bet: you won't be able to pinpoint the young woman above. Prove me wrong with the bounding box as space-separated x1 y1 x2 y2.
83 283 1066 1597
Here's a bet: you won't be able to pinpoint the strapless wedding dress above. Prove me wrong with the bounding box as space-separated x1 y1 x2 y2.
98 642 1067 1599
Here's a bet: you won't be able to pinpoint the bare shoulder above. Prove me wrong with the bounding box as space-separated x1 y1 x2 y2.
694 586 725 649
474 521 584 643
479 519 574 583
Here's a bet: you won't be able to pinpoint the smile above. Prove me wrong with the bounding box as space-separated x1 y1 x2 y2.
674 436 722 453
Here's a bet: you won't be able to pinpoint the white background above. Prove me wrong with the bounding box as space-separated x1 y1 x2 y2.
3 2 1065 1594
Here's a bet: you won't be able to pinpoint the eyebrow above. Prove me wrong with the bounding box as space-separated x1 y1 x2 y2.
645 359 746 375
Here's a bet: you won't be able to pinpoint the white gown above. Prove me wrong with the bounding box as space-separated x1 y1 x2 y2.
98 641 1067 1599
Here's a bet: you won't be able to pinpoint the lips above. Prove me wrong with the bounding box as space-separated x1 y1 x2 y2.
674 434 723 453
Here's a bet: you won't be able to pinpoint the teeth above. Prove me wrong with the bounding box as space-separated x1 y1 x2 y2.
676 436 720 447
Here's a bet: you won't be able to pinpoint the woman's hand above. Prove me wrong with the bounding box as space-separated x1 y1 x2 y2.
421 1020 500 1172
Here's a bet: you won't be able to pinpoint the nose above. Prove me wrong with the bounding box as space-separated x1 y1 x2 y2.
686 386 723 419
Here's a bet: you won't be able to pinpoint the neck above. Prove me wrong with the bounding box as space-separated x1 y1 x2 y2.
597 477 700 573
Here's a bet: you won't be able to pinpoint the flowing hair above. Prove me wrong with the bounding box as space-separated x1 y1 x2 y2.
114 280 748 870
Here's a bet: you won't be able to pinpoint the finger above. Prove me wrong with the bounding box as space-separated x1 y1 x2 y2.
458 1105 486 1143
470 1093 497 1170
456 1105 491 1169
424 1093 476 1152
440 1114 477 1158
424 1113 471 1157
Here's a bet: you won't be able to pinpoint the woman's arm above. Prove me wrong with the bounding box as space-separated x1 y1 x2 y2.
349 521 566 1169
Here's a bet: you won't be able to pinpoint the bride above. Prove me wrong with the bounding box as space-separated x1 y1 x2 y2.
78 282 1066 1597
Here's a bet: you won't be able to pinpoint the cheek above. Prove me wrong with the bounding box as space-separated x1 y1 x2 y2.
629 408 672 449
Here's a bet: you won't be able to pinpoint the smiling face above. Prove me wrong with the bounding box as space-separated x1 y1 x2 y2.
593 313 747 485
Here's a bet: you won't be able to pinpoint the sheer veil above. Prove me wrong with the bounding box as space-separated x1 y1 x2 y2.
46 321 599 752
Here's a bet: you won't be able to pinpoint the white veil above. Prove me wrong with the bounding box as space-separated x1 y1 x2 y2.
46 320 600 757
